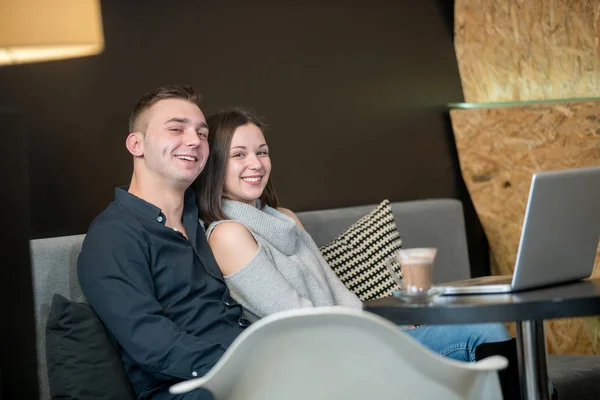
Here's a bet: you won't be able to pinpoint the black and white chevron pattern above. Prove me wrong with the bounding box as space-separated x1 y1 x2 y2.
320 200 403 302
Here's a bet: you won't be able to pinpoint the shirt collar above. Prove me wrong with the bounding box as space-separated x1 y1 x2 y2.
114 186 197 220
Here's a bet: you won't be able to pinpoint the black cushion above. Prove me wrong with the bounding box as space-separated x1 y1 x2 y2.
45 294 136 399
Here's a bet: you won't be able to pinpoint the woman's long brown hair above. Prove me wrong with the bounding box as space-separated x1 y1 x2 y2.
196 107 279 225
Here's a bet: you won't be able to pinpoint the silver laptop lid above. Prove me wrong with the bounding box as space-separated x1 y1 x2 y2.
511 166 600 291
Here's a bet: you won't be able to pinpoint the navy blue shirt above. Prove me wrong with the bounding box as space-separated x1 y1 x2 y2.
78 187 247 399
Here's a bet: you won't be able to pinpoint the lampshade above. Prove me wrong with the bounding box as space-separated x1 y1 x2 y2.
0 0 104 65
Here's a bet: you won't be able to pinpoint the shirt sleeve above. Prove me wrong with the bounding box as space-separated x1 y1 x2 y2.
77 219 225 381
224 243 315 318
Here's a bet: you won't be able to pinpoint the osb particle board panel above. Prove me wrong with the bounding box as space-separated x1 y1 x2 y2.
455 0 600 103
450 100 600 355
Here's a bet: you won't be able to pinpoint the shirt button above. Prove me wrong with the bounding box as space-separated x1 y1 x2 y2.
239 319 250 327
192 371 198 377
157 216 163 222
223 301 231 306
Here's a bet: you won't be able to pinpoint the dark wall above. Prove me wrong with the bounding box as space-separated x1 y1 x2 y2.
0 109 38 399
0 0 490 276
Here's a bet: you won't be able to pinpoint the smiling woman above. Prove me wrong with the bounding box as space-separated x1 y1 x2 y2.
194 109 525 400
196 107 363 318
197 107 279 225
223 123 272 205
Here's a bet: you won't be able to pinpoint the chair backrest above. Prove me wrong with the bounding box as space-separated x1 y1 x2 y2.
30 234 87 400
170 308 506 400
297 199 471 284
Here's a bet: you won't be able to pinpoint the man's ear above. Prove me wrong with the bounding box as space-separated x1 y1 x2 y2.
126 132 144 157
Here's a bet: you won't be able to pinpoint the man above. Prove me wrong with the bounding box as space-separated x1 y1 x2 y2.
78 85 247 400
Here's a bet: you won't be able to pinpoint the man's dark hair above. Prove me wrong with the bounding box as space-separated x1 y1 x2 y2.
129 85 201 134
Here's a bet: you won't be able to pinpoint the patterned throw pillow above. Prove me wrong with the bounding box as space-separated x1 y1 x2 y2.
319 200 403 302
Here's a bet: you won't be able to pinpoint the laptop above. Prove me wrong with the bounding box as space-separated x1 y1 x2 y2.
441 165 600 295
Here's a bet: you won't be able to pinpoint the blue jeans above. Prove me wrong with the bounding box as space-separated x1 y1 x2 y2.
405 323 511 362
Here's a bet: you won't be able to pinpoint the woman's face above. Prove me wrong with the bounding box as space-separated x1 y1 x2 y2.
222 123 271 205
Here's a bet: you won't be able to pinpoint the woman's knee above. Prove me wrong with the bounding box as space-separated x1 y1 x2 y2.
470 323 512 344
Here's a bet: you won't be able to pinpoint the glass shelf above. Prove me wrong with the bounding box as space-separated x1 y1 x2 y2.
448 97 600 109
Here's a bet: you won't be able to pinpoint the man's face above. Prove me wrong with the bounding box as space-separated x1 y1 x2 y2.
137 98 209 189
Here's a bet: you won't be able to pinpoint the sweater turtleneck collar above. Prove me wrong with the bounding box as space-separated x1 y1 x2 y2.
221 199 297 255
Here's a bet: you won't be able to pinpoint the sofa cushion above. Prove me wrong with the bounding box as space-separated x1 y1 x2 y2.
319 199 403 301
45 294 136 400
297 199 471 284
30 234 87 400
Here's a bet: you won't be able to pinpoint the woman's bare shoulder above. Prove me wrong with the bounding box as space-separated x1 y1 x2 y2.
277 207 305 229
209 221 253 242
208 221 259 276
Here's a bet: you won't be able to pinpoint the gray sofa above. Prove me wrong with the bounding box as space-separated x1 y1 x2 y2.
31 198 600 399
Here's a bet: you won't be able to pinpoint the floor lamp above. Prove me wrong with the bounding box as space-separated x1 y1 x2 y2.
0 1 104 398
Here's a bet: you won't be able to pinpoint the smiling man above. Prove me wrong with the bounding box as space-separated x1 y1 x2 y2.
77 85 248 400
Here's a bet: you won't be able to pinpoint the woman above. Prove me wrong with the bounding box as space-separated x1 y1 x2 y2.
195 107 521 365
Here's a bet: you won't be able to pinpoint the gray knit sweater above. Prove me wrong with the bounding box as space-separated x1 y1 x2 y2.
206 199 363 321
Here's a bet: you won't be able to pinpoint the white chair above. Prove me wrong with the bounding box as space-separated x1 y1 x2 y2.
170 307 507 400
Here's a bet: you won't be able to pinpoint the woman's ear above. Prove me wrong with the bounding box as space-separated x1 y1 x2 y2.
126 132 144 157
